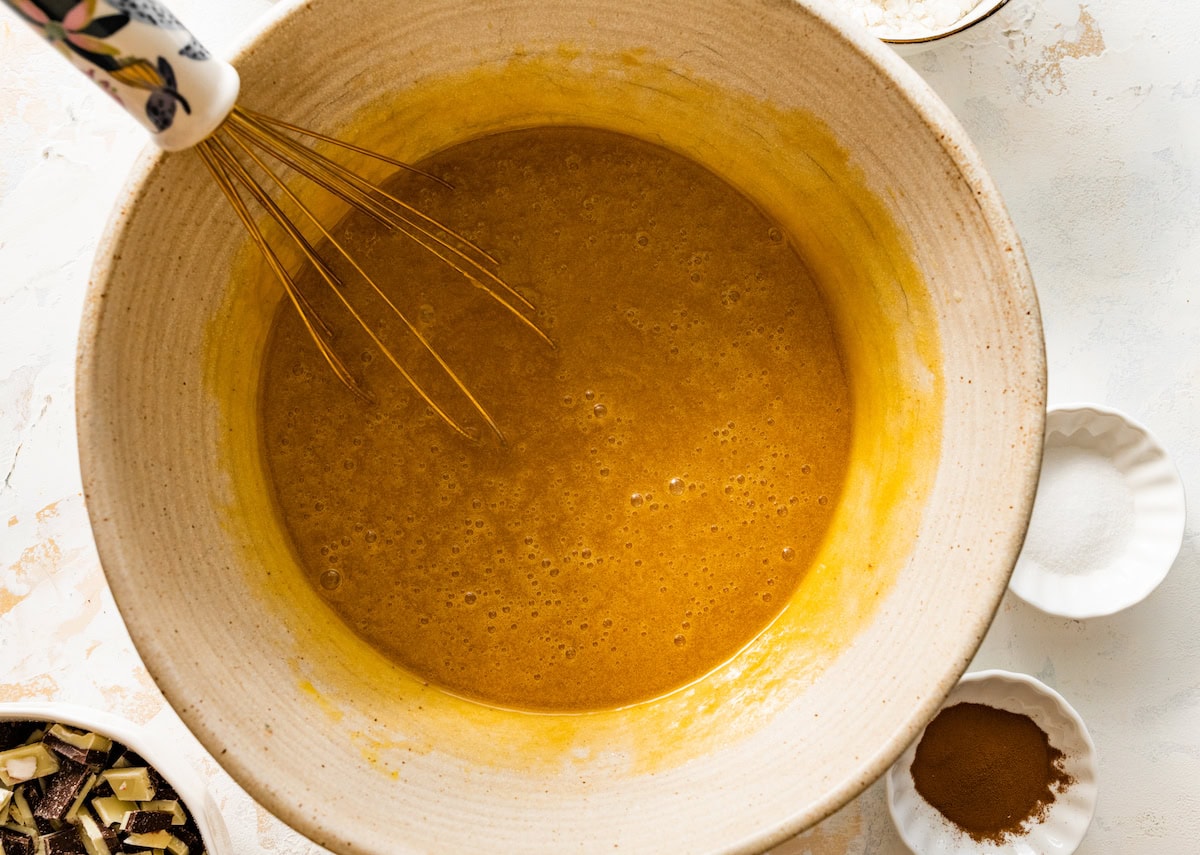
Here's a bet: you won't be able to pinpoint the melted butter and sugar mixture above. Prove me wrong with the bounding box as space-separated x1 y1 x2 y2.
260 127 851 711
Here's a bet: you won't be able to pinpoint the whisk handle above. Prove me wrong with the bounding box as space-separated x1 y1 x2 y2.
2 0 239 151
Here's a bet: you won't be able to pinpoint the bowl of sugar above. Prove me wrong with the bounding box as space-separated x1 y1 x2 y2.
1010 404 1186 619
828 0 1013 53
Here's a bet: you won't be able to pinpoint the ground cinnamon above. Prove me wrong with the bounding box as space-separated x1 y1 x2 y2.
910 702 1074 842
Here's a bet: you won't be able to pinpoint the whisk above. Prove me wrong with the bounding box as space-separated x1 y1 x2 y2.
3 0 550 442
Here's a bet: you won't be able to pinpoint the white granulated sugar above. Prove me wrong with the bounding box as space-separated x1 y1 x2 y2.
1021 445 1135 577
830 0 984 39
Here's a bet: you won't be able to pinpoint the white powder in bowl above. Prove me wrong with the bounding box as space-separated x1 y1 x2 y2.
828 0 985 39
1021 444 1135 577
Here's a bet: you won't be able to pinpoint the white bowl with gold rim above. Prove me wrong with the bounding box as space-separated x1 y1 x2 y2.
76 0 1044 851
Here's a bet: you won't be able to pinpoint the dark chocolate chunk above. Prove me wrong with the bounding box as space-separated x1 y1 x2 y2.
35 760 91 822
42 734 109 769
121 810 173 834
0 721 37 751
91 778 115 798
171 825 203 853
145 766 178 801
103 742 124 769
113 750 145 767
40 828 86 855
0 827 36 855
21 781 58 834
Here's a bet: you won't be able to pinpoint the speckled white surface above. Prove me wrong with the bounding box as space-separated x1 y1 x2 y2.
1 0 1197 852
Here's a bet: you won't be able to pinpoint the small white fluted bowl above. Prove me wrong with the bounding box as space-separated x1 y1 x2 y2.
886 670 1098 854
1011 404 1186 619
0 702 232 855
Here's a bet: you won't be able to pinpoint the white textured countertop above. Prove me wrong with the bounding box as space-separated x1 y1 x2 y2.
1 1 1197 852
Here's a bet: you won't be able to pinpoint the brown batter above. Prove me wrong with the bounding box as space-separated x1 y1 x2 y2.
259 126 851 711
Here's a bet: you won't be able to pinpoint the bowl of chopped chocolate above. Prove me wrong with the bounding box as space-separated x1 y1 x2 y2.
0 703 231 855
885 670 1098 854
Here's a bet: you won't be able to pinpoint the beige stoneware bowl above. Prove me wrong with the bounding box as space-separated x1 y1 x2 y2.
77 0 1045 852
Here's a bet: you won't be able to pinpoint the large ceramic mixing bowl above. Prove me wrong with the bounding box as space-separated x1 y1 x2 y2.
77 0 1045 852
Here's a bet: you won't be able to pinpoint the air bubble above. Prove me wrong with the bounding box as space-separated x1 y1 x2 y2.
668 478 685 496
593 403 608 417
464 592 477 605
630 493 645 508
782 547 796 562
818 495 828 506
768 227 783 243
673 634 687 647
319 569 341 590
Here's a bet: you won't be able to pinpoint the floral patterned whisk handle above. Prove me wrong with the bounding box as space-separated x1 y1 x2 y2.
3 0 240 150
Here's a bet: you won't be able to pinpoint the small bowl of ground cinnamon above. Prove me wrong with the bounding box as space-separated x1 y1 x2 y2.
886 669 1097 854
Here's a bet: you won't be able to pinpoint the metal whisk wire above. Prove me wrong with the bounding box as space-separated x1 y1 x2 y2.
195 106 551 443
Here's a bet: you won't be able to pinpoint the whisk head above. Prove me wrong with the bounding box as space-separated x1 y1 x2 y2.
194 106 551 443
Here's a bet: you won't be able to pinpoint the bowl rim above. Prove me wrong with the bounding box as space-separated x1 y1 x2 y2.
0 701 234 855
75 1 1045 852
879 0 1013 45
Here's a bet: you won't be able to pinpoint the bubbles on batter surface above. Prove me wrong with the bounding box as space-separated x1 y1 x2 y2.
319 569 342 590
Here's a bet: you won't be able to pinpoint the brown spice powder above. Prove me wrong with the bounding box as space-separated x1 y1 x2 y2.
910 702 1074 843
